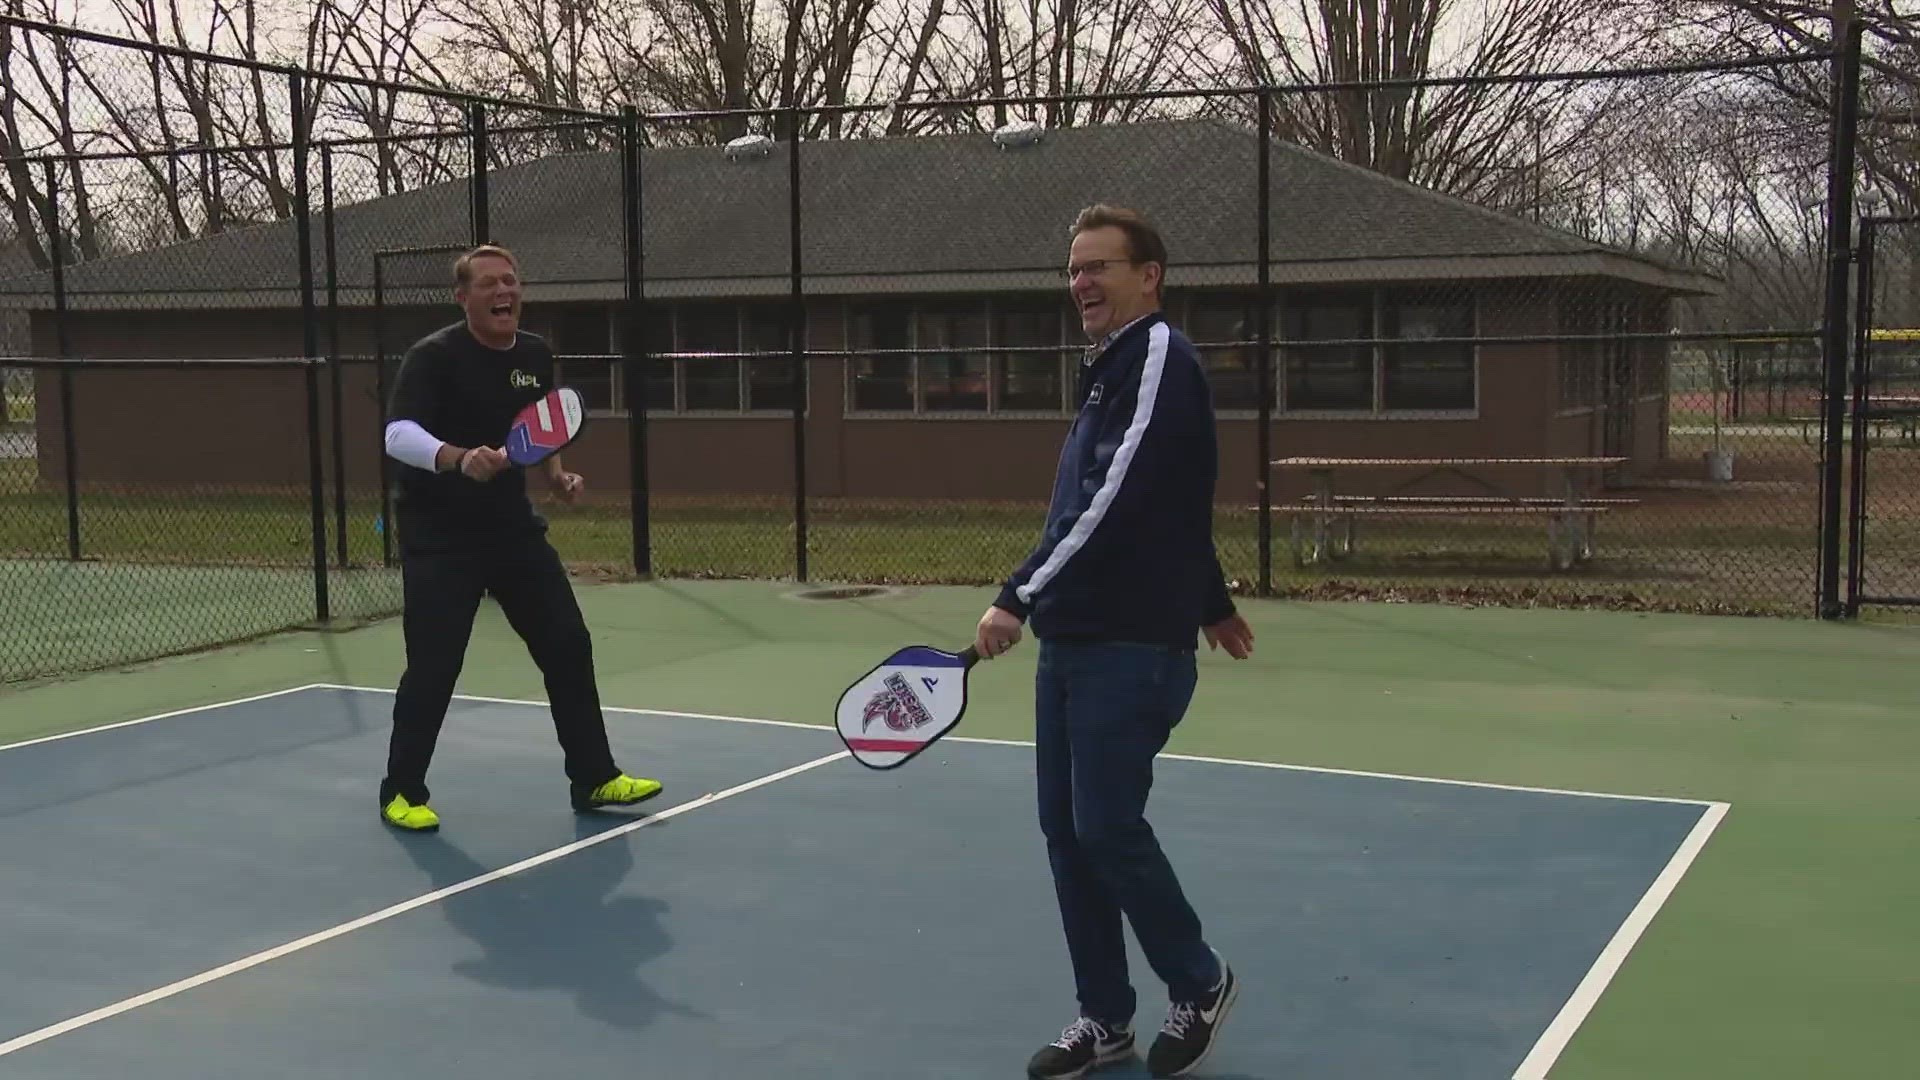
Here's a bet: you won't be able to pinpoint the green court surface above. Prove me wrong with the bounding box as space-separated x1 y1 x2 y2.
0 558 400 683
2 579 1915 1078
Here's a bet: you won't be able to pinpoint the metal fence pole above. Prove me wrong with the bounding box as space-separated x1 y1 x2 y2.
374 256 394 567
620 106 652 577
292 70 330 623
1254 88 1273 597
1844 215 1877 617
322 142 348 569
788 106 808 584
470 102 490 245
43 159 79 562
1815 19 1863 619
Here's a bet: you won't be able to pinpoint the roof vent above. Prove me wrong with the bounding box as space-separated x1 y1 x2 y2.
724 133 774 160
992 119 1044 149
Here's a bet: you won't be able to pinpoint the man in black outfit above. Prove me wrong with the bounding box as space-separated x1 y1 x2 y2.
377 244 661 832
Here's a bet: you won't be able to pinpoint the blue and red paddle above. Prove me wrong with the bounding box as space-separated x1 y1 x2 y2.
505 387 587 467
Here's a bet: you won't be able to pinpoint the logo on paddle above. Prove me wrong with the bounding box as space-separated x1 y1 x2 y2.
835 644 976 770
862 672 934 733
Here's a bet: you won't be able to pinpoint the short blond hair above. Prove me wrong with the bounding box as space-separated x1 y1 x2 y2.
454 244 516 288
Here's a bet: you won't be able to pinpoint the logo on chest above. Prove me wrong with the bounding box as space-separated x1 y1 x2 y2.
1086 383 1104 404
509 369 540 390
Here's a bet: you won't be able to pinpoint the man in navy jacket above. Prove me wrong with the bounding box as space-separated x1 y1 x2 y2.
976 205 1254 1079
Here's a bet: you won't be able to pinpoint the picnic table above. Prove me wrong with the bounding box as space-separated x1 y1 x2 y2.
1269 456 1633 569
1795 396 1920 445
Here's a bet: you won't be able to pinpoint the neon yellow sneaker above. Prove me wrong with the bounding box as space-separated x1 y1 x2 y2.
571 772 663 812
382 794 440 832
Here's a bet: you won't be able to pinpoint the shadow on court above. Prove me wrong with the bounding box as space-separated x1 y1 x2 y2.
390 819 707 1033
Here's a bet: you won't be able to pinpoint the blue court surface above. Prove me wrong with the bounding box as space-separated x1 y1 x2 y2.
0 684 1723 1079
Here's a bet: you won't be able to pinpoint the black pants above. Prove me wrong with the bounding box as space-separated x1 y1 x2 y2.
381 535 620 805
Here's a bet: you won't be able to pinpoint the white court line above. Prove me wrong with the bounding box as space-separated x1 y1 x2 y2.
317 683 1720 809
1510 800 1731 1079
1 681 1717 808
0 748 849 1060
0 683 333 754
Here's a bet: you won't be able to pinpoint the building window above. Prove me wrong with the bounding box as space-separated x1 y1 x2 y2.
917 305 990 411
641 316 675 411
1279 288 1476 415
1382 295 1475 411
851 302 914 411
545 306 614 412
1282 291 1373 411
744 303 803 411
679 302 742 410
845 295 1072 415
1184 293 1259 410
596 302 806 414
995 301 1065 411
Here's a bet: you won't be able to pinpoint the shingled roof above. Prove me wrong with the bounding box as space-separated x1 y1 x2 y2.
0 118 1715 312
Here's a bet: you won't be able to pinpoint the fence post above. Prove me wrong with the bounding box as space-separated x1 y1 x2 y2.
1844 216 1877 617
787 105 808 583
1254 88 1273 598
620 106 652 577
470 102 490 245
291 70 330 624
374 256 394 567
43 159 79 562
1815 19 1863 619
322 142 348 569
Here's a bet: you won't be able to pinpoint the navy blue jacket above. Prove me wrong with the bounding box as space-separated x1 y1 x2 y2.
994 312 1236 648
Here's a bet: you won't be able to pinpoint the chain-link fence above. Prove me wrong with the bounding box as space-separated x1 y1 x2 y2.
0 14 634 682
612 51 1867 619
1844 213 1920 614
0 11 1898 683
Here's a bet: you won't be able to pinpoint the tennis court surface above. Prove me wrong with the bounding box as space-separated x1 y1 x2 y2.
1 578 1915 1079
0 682 1715 1079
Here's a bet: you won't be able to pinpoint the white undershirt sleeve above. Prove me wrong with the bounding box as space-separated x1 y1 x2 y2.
384 419 448 473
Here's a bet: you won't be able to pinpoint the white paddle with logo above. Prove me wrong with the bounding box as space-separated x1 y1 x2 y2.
835 645 979 769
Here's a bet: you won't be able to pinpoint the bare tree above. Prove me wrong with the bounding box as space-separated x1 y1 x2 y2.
308 0 469 200
1193 0 1647 210
867 0 1206 136
1628 1 1918 213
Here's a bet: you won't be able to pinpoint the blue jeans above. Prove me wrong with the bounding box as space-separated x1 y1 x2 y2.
1034 638 1221 1024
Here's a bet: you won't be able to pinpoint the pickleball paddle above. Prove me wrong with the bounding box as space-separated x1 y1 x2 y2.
835 644 979 769
505 386 587 467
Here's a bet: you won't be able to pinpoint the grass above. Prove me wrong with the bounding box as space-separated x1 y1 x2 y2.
0 482 1834 620
2 379 30 424
9 424 1920 663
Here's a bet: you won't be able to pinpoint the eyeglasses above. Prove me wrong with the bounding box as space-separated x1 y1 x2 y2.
1063 258 1141 281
